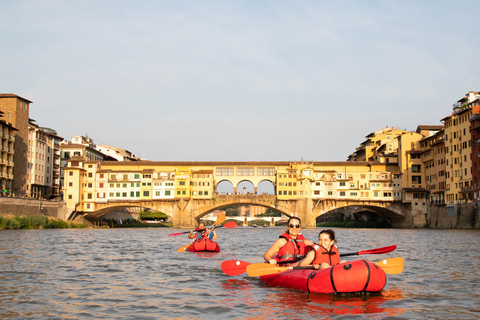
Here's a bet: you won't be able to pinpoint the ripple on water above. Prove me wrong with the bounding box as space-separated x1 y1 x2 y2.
0 228 479 319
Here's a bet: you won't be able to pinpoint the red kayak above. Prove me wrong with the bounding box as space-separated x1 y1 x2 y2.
188 238 220 252
260 259 386 294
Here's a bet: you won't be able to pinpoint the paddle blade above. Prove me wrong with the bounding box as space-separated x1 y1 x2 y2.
221 221 237 229
176 243 191 252
221 260 251 276
246 263 289 277
375 257 404 274
169 232 185 237
358 245 396 255
215 213 226 225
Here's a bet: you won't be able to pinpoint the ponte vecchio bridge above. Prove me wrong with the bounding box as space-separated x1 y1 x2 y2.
64 160 426 228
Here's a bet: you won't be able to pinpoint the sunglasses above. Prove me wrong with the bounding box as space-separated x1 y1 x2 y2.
289 224 300 228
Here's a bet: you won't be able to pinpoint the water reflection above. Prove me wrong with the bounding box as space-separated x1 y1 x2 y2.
0 228 478 319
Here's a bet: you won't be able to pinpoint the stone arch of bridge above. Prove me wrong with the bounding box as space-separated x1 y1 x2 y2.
193 201 290 223
314 203 405 225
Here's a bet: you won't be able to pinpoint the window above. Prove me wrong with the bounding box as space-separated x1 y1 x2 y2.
143 191 150 197
69 171 73 176
179 181 186 186
123 174 128 180
257 167 275 175
237 167 254 176
122 192 127 197
130 191 135 197
340 191 346 196
110 174 116 180
165 190 171 196
216 167 234 176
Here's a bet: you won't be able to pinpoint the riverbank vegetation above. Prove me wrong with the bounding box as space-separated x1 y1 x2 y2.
0 215 87 229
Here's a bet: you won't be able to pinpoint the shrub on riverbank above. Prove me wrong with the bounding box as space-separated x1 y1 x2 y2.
0 215 87 229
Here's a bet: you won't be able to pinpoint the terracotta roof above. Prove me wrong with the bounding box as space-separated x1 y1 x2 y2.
0 93 33 103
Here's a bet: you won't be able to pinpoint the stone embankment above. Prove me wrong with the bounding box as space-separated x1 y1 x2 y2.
0 197 66 220
427 203 480 229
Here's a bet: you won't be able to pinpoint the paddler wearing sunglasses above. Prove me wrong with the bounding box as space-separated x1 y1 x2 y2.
263 217 314 265
188 222 218 240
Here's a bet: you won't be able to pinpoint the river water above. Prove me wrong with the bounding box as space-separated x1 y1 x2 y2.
0 226 479 319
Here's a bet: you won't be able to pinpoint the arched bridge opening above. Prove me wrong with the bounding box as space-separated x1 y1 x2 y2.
315 204 406 228
193 201 290 227
81 204 172 223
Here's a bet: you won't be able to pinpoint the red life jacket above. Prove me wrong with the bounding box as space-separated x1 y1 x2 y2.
311 244 340 266
277 232 308 261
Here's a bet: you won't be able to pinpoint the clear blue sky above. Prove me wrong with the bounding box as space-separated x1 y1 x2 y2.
1 1 479 161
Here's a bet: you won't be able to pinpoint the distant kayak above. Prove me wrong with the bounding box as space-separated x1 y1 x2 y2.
260 259 386 294
188 238 220 253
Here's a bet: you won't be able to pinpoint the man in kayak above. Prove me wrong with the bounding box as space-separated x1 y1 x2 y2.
292 229 346 269
263 217 314 265
188 222 218 240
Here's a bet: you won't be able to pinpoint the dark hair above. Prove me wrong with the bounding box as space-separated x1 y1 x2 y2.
287 216 301 226
319 229 337 244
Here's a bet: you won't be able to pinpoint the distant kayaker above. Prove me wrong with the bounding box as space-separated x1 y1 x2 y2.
263 217 314 265
293 229 346 269
188 223 218 240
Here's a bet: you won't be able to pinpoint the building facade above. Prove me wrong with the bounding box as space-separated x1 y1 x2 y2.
27 121 63 199
0 94 32 196
0 110 17 194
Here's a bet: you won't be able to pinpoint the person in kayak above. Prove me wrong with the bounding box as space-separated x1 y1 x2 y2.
188 222 218 240
293 229 346 269
263 217 314 265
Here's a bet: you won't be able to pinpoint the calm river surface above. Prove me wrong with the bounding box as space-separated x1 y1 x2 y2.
0 227 479 319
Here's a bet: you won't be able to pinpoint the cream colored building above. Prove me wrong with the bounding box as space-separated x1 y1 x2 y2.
27 121 63 199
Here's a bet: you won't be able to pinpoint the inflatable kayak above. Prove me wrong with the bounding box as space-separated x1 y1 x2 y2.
260 259 386 294
188 238 220 252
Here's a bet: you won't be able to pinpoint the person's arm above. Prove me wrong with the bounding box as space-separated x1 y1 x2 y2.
298 250 316 267
210 226 217 240
188 230 197 239
304 239 314 247
263 238 286 264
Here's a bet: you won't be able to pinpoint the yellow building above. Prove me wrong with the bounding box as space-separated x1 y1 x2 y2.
348 126 407 162
442 91 479 203
0 110 17 194
64 160 398 214
419 129 446 205
397 131 427 203
0 94 33 196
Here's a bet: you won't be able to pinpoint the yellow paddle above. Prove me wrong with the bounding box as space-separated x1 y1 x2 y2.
246 257 404 277
175 213 226 252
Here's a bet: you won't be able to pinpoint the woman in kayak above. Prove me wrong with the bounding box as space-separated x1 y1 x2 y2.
263 217 314 265
188 222 218 240
293 229 346 269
